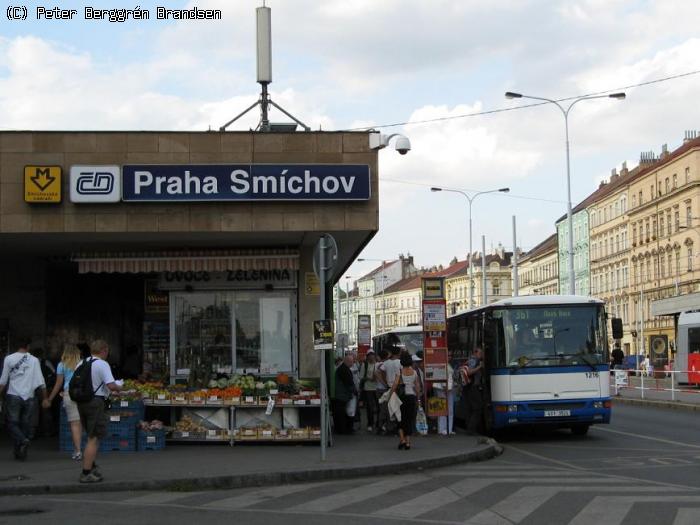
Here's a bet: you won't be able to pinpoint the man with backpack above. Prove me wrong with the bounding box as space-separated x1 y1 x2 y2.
0 339 46 461
71 339 122 483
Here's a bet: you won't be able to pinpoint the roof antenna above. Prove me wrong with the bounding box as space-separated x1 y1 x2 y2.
219 3 309 132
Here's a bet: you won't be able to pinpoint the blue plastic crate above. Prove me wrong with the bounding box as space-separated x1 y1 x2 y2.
137 429 166 451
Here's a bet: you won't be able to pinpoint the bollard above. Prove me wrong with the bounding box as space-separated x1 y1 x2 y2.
671 370 676 402
640 370 645 400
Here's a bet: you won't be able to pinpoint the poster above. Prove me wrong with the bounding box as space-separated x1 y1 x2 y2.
313 319 334 350
357 314 371 360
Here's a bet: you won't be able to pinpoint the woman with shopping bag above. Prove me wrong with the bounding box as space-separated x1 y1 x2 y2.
391 353 421 450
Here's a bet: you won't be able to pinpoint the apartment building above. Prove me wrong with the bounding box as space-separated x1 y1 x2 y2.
518 233 559 296
627 133 700 358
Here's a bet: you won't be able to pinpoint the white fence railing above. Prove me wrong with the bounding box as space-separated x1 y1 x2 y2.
609 369 700 401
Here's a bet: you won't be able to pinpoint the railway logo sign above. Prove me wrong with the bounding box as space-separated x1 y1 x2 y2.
24 166 62 203
70 165 121 203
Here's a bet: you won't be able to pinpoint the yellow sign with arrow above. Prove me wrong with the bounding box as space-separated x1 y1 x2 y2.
24 166 62 203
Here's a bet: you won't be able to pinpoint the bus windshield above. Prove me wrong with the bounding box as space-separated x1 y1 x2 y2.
493 305 608 368
396 332 423 355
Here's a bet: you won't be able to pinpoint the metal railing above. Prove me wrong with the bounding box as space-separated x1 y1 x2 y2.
609 369 700 401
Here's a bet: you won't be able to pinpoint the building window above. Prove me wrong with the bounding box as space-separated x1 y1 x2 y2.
689 246 694 272
675 211 680 232
652 217 657 237
686 167 691 184
632 226 637 244
660 254 665 277
632 194 637 207
660 216 664 237
492 280 500 296
667 212 672 235
639 191 643 205
645 220 650 240
687 205 693 227
665 178 670 193
621 197 627 213
650 185 654 200
676 251 681 275
669 254 673 276
673 174 678 189
615 202 620 217
639 261 644 284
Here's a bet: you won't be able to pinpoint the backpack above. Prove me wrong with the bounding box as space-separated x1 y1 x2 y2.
69 358 101 403
455 363 471 388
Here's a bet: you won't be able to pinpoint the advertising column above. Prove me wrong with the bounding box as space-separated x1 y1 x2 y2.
421 277 448 418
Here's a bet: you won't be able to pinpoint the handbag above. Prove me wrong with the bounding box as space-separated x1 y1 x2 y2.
416 406 428 435
345 396 357 417
397 374 406 399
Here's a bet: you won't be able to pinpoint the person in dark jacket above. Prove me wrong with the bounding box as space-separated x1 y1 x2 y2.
333 354 357 434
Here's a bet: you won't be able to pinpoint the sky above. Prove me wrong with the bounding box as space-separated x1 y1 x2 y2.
2 0 700 286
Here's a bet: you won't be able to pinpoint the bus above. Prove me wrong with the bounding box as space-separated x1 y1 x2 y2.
372 325 423 356
447 295 611 435
674 311 700 385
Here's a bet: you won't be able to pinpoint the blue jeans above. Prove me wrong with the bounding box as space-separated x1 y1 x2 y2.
4 394 36 447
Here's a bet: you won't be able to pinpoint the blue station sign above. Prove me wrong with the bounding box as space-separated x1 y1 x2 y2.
122 164 371 202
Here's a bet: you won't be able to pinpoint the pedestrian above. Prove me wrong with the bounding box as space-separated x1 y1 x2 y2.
332 353 356 434
378 346 401 434
76 339 123 483
460 347 485 435
611 344 624 370
349 352 362 431
0 339 47 460
43 345 83 460
437 363 456 435
374 349 390 434
391 352 420 450
33 346 58 437
360 350 379 432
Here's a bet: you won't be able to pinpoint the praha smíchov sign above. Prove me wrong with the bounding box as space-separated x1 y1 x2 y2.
122 164 370 202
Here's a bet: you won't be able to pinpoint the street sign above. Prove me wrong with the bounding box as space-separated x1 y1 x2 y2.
24 166 62 203
313 234 338 282
305 272 320 295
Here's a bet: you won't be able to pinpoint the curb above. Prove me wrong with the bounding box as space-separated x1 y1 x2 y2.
613 396 700 412
0 442 502 496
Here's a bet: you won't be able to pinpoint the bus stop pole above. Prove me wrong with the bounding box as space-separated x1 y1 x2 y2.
319 235 327 462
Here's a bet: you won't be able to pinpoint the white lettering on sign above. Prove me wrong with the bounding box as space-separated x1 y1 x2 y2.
229 169 355 195
137 170 220 196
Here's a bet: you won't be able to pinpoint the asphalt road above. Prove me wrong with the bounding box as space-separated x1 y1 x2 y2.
2 403 700 525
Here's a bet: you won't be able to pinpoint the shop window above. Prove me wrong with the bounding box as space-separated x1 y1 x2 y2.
172 291 294 379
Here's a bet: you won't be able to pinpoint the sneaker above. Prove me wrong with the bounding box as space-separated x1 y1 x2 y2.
367 426 373 432
79 471 103 483
71 451 83 461
18 440 29 461
449 431 456 435
439 431 447 436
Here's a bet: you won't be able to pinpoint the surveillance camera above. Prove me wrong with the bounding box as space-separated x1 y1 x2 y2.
395 136 411 155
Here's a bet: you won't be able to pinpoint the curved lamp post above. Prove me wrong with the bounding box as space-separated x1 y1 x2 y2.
505 91 626 295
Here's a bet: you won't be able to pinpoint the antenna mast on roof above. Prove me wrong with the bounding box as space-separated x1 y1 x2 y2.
219 4 309 132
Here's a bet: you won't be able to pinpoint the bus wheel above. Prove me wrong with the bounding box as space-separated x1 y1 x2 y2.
571 424 590 436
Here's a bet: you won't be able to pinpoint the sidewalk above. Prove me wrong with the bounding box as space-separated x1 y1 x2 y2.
0 431 501 496
611 374 700 411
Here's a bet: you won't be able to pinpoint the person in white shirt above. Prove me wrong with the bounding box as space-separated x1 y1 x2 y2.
77 339 122 483
0 339 46 460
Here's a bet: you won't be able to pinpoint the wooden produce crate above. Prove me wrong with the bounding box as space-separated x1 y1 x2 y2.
274 429 293 441
171 394 188 406
257 428 276 440
291 428 309 440
188 394 206 406
238 427 258 441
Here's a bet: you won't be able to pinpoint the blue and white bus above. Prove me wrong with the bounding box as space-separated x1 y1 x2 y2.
448 295 611 435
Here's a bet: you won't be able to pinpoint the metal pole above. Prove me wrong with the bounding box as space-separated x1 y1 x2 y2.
564 112 575 295
319 235 327 462
382 261 386 332
482 235 487 305
346 279 351 346
512 215 519 296
336 283 341 352
468 199 474 309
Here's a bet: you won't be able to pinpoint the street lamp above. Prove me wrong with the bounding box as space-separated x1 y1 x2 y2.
505 90 626 295
357 258 388 333
430 186 510 309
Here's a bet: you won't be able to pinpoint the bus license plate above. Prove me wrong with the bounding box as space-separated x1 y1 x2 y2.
544 410 571 417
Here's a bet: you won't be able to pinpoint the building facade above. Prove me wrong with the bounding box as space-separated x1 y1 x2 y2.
518 233 559 296
627 135 700 359
556 209 591 296
0 131 378 380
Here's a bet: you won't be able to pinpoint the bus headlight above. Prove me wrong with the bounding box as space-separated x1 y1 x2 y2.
593 401 603 409
508 404 518 412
